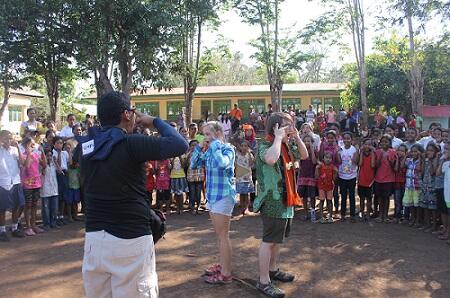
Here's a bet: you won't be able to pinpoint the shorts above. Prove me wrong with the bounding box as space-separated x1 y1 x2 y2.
24 188 40 206
65 188 81 204
236 181 255 194
0 184 25 210
358 186 373 199
419 188 437 210
261 214 291 244
170 178 189 195
374 182 394 198
298 185 317 199
436 189 447 214
207 197 235 217
403 189 420 207
318 189 333 201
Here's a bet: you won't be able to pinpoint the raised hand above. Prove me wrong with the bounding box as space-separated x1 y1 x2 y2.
135 111 155 129
273 123 288 140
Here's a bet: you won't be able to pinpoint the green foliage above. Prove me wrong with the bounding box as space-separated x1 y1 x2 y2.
344 34 450 111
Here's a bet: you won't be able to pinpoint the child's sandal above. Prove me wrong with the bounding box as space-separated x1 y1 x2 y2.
204 272 232 284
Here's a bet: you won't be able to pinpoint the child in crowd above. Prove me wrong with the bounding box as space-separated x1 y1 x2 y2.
145 161 155 206
358 138 375 221
42 130 56 152
20 137 47 236
53 136 69 225
186 140 204 214
316 152 337 223
320 130 340 214
393 144 408 223
437 143 450 243
155 159 171 215
337 132 359 222
374 134 397 223
235 140 255 216
297 135 317 220
403 144 424 226
419 143 440 232
66 143 81 222
40 148 59 229
170 155 189 214
404 128 419 150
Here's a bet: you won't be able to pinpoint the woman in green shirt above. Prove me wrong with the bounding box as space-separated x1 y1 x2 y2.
253 112 308 298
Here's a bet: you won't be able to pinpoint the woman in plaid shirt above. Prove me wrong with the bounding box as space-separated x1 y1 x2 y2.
191 121 236 285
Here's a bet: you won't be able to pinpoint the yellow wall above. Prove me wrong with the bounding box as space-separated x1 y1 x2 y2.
132 91 341 121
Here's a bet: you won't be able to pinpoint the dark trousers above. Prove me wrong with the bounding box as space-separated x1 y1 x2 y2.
394 188 405 219
231 119 240 133
333 181 340 211
339 178 357 217
188 181 203 209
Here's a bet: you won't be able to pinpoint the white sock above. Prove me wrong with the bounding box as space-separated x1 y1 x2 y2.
0 226 6 233
11 223 18 231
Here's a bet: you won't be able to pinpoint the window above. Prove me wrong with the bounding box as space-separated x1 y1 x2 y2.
311 98 323 113
324 97 340 112
135 102 160 117
238 99 265 122
201 100 212 120
8 105 22 122
213 100 231 116
167 101 184 121
282 98 302 112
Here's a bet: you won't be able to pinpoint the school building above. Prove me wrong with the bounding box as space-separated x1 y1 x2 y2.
128 83 345 122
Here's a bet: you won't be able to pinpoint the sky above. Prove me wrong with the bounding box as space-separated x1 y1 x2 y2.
202 0 446 67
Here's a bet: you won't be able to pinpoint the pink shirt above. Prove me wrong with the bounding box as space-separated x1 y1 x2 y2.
327 111 337 123
21 152 42 189
374 149 396 183
155 160 170 190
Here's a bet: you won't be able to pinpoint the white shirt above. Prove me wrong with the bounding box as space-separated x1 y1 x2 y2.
221 120 232 136
442 161 450 205
40 162 58 197
52 149 69 170
338 146 358 180
306 110 316 123
59 125 74 138
392 137 403 149
0 146 21 190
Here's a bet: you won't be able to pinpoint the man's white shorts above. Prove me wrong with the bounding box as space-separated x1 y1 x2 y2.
82 230 158 298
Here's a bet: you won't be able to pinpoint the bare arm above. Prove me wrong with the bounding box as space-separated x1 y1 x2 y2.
263 124 287 166
370 151 376 168
315 164 320 180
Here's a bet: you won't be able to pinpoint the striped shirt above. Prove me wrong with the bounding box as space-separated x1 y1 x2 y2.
190 140 236 204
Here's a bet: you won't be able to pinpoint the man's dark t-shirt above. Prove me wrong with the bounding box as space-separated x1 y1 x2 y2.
81 119 188 239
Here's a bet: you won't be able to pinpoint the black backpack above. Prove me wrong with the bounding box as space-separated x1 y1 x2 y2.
150 208 166 244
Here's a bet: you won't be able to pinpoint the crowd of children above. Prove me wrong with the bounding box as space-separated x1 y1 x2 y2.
1 107 450 248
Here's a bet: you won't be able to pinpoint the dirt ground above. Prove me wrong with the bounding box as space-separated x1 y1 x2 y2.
1 209 450 298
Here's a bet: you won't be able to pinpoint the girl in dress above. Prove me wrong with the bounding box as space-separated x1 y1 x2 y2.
297 135 317 220
170 155 189 214
315 152 337 223
235 140 255 215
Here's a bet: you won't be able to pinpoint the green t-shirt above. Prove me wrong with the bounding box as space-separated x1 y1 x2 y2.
253 139 294 219
68 167 80 189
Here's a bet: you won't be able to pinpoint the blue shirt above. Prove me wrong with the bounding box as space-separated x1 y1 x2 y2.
190 140 236 204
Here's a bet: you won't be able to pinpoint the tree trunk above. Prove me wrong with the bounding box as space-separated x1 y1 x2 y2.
359 62 369 128
270 75 283 112
0 78 10 125
406 7 424 115
185 88 194 126
94 66 114 101
45 76 59 122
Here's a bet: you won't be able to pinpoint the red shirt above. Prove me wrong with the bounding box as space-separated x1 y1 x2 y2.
358 153 375 187
375 149 397 183
145 161 155 191
408 119 416 128
317 164 335 191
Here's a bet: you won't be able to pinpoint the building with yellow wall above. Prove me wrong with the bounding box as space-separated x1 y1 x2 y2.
128 83 344 122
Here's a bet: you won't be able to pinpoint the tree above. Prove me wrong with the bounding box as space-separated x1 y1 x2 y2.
382 0 438 115
172 0 224 125
234 0 312 111
70 0 181 99
2 0 78 121
302 0 369 127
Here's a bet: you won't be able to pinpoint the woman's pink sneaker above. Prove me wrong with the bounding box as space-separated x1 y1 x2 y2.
204 264 222 276
24 228 36 236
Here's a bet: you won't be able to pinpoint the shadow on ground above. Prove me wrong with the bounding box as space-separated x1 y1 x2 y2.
0 210 449 298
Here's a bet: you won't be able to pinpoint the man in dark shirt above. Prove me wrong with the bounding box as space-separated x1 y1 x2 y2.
81 91 188 298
